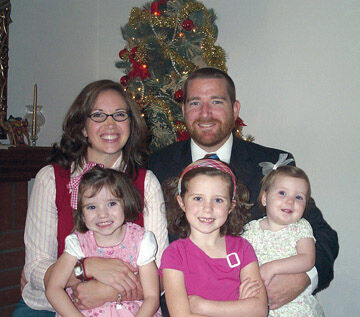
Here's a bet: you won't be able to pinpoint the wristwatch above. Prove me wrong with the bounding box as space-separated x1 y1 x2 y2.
74 258 92 282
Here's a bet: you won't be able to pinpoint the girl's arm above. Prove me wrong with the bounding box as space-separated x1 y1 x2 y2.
44 262 79 288
44 257 131 310
163 269 205 317
45 262 120 310
48 231 141 309
260 237 315 286
45 252 83 317
188 262 268 317
135 260 160 317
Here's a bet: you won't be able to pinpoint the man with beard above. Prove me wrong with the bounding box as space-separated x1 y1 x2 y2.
149 67 338 315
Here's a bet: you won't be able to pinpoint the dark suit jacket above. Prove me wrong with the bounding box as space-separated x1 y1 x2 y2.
149 135 339 292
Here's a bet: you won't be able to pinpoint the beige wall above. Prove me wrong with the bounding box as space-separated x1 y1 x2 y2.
8 1 359 315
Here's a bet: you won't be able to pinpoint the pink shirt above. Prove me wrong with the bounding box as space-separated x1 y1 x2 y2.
160 236 257 301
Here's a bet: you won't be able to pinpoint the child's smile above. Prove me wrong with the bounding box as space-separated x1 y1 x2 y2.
177 174 234 238
198 217 216 224
261 175 308 231
82 186 126 247
96 220 115 227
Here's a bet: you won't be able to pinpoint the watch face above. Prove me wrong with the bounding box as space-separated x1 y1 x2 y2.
74 264 83 278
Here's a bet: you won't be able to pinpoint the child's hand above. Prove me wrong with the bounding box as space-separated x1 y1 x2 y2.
260 262 276 287
238 277 261 299
188 295 205 314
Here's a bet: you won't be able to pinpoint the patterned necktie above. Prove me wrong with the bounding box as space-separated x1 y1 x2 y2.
203 153 219 160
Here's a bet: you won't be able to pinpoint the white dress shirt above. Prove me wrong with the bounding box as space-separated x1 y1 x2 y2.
191 134 233 163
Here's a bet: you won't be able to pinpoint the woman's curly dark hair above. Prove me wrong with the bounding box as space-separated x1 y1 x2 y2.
49 80 148 178
162 167 251 239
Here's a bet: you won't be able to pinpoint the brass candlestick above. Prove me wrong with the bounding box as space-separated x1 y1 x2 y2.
31 84 37 146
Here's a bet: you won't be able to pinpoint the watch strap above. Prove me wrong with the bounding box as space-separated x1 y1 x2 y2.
80 257 93 281
74 257 93 282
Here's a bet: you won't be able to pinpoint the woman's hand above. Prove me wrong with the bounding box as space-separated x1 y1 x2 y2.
85 257 143 300
71 280 116 310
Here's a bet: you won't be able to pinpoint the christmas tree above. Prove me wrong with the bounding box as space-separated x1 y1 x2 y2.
116 0 249 152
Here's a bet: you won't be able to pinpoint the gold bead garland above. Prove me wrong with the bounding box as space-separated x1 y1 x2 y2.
120 0 229 148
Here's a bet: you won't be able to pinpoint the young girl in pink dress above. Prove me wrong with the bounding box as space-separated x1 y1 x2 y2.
45 166 161 316
159 158 268 317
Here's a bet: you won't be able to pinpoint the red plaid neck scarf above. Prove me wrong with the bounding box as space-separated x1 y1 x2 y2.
67 162 103 209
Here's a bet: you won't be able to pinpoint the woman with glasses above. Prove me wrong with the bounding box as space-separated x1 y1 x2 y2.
13 80 168 316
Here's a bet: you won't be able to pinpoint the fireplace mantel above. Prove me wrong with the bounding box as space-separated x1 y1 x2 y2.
0 146 52 181
0 146 52 315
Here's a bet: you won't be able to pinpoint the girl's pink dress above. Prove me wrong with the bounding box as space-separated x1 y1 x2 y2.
63 222 161 316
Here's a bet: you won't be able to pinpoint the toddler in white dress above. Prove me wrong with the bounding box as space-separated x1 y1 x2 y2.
242 156 324 316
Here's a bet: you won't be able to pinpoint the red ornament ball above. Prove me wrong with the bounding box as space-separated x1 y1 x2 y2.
120 75 129 86
174 89 184 103
119 48 128 60
182 19 194 31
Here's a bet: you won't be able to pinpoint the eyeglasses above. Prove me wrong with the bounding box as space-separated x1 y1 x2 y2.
88 111 131 123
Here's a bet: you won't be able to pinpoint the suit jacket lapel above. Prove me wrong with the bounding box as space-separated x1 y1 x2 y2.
230 136 262 205
174 139 192 171
230 136 252 181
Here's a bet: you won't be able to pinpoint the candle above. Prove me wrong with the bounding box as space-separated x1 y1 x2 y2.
32 84 37 136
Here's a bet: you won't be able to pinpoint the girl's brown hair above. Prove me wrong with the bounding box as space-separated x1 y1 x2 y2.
49 80 148 178
162 166 251 239
258 165 311 214
74 166 142 233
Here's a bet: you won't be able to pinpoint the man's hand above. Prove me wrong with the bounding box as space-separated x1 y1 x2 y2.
266 273 310 310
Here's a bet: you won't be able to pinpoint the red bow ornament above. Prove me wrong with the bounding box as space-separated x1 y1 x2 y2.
67 162 104 209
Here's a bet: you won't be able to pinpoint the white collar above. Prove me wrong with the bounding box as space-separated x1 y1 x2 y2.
112 153 124 171
74 152 124 176
191 134 233 164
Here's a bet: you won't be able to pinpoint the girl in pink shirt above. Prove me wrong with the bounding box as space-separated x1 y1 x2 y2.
45 166 161 316
160 158 268 317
